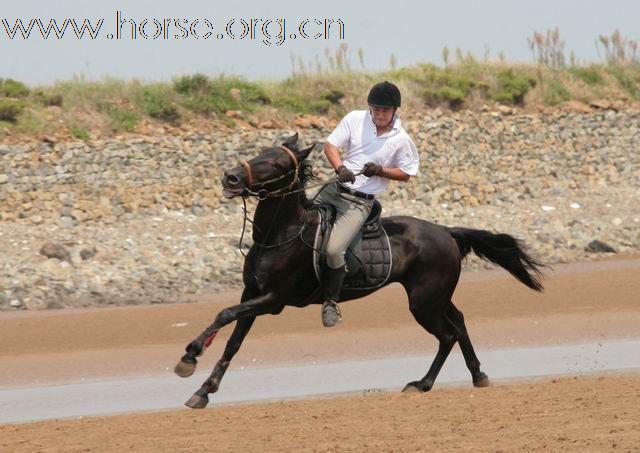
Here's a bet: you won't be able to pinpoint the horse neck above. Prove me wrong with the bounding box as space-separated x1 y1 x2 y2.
252 186 307 242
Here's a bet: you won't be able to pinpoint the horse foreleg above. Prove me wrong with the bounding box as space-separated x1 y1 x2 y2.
184 316 255 409
176 292 278 408
174 287 261 378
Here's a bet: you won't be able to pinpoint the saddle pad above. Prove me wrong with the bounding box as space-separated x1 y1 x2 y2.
312 213 393 291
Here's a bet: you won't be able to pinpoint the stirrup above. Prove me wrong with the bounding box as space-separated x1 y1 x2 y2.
322 300 342 327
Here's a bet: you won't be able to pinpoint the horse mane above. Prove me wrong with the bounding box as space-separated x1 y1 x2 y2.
282 140 318 190
299 160 318 188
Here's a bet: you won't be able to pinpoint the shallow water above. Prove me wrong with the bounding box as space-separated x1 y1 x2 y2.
1 338 639 424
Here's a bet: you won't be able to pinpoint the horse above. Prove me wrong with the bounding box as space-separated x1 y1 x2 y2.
174 133 545 409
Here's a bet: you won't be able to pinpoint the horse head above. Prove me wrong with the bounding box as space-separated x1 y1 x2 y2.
222 133 315 199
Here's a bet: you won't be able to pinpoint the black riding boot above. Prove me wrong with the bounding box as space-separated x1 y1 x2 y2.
322 265 346 327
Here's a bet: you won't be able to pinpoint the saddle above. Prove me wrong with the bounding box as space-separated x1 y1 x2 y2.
311 199 392 290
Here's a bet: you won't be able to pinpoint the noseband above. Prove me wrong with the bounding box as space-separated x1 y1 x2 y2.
242 145 300 200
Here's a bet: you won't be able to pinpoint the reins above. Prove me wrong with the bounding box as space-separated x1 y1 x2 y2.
236 145 358 255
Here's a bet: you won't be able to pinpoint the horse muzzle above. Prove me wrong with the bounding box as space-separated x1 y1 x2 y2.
222 170 247 198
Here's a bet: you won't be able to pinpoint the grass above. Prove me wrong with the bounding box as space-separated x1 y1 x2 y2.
492 69 536 105
543 79 572 105
0 61 639 140
0 99 25 123
607 65 640 99
569 66 604 85
70 125 91 140
173 74 271 116
137 85 181 124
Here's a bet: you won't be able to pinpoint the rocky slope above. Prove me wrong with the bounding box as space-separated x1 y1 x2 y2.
1 107 638 310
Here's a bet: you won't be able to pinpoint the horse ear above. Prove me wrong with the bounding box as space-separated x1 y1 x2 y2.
282 132 299 148
297 142 316 161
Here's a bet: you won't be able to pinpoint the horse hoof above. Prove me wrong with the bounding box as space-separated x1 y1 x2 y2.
174 359 197 378
185 393 209 409
473 373 491 388
401 382 424 393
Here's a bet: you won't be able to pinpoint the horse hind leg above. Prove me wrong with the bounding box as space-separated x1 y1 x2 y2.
446 302 490 388
402 308 457 393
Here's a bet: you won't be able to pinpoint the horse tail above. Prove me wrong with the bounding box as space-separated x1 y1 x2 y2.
448 227 545 292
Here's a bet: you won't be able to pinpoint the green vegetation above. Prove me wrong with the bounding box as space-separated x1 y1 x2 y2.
173 74 270 116
321 89 345 104
1 29 640 140
107 107 140 132
569 66 604 85
543 79 572 105
137 86 181 124
35 91 64 107
422 71 477 109
608 65 640 99
492 70 536 105
0 99 25 123
70 125 91 140
0 78 30 98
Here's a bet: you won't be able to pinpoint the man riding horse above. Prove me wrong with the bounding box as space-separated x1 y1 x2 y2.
174 81 544 410
317 81 419 326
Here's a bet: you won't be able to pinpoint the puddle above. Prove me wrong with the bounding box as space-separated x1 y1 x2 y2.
1 338 639 424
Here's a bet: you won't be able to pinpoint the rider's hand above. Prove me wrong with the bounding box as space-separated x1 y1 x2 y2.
336 165 356 184
362 162 384 177
336 165 356 183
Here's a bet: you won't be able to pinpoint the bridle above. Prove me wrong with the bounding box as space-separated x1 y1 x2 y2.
234 143 360 255
236 144 340 256
236 145 308 256
241 145 301 200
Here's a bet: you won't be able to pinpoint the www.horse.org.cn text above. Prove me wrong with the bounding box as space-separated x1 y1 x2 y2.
0 11 346 46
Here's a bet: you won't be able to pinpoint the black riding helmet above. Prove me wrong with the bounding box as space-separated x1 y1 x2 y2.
367 81 401 107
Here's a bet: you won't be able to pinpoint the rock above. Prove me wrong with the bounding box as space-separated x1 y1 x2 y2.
293 115 324 129
562 100 592 114
80 247 97 260
229 88 241 101
40 242 72 262
589 100 617 111
585 240 616 253
1 108 639 310
60 216 75 228
225 110 243 119
71 209 86 222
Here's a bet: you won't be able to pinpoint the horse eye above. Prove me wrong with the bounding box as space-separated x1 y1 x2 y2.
273 163 284 170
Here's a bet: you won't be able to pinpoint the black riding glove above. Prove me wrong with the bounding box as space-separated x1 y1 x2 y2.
336 165 356 184
362 162 384 177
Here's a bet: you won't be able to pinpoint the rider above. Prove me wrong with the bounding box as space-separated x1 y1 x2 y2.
315 81 419 327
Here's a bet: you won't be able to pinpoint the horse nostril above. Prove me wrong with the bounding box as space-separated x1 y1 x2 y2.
226 174 240 185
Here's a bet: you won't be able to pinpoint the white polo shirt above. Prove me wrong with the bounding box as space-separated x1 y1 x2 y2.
326 110 419 194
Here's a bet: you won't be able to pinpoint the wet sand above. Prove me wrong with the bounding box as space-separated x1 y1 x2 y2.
0 257 639 451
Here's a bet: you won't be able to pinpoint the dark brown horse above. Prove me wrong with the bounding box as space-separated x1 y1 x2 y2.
174 133 545 408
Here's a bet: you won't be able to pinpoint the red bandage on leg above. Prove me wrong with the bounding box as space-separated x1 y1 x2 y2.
203 330 218 348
